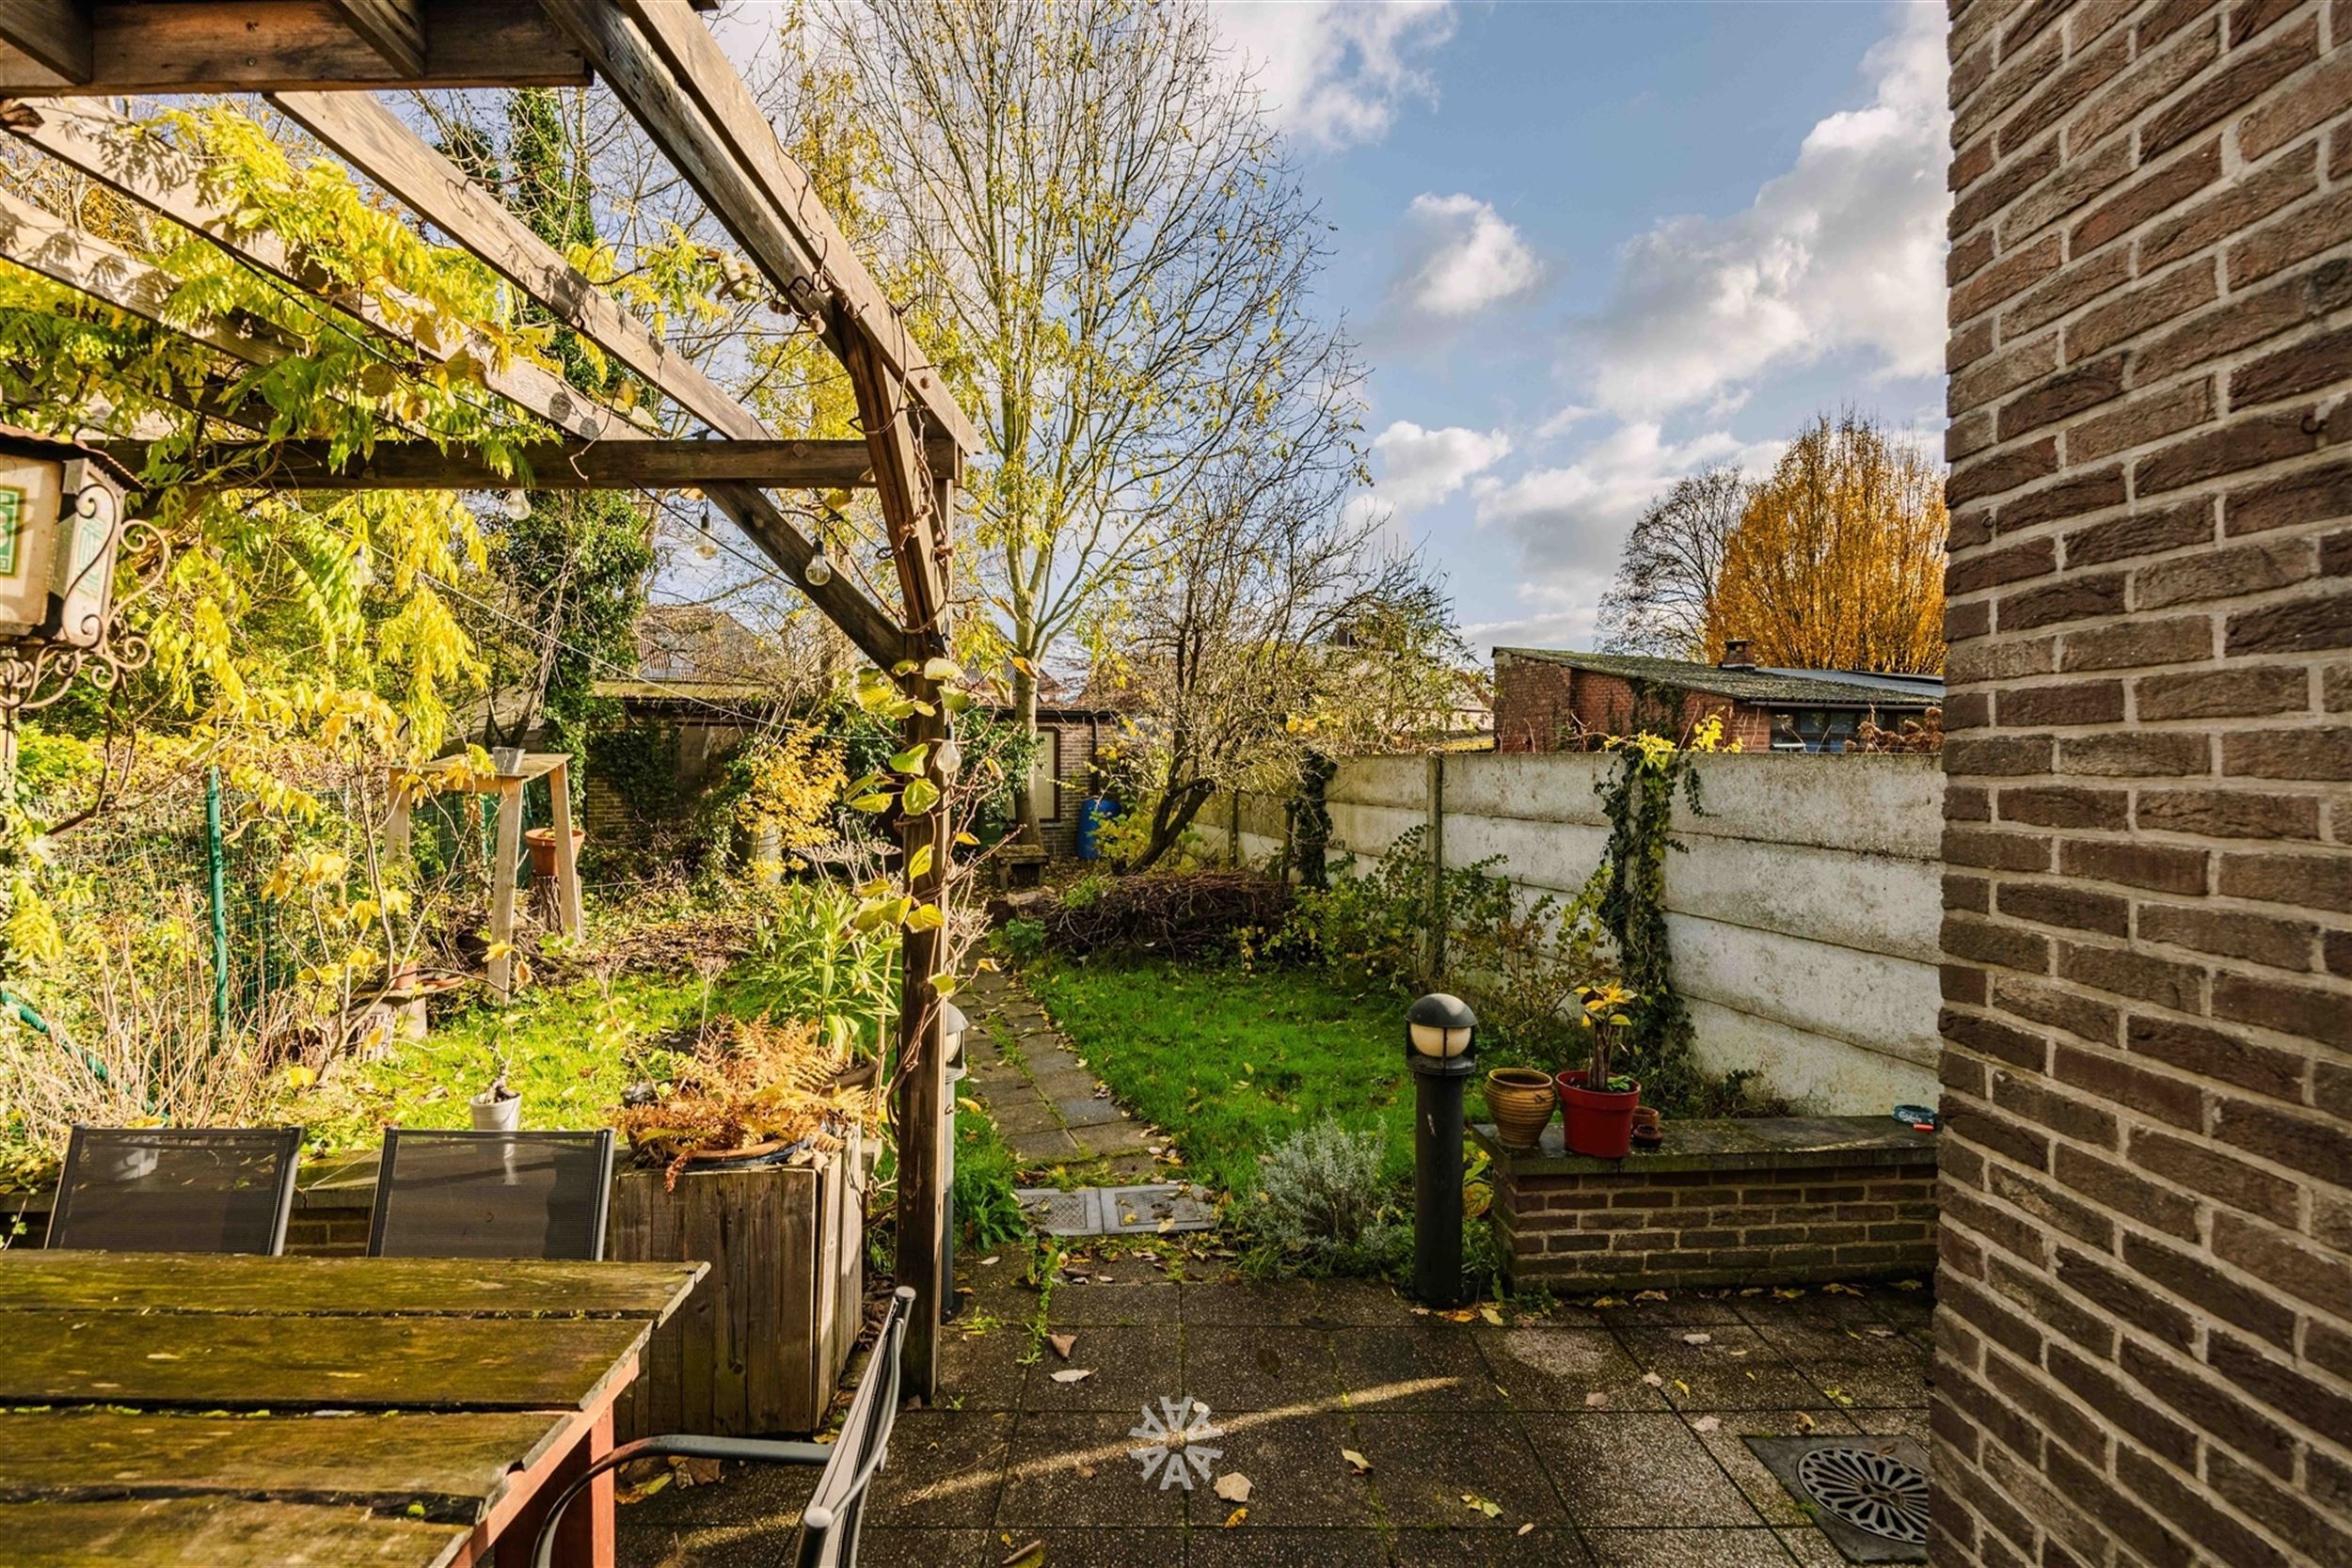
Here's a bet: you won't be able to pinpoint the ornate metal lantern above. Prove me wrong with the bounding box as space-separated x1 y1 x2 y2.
0 425 167 741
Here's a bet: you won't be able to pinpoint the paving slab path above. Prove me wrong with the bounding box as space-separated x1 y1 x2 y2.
957 966 1167 1184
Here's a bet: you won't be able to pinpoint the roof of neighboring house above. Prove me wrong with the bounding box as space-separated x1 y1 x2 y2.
1494 647 1944 709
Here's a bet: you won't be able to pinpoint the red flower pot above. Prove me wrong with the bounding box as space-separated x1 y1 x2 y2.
524 826 584 879
1555 1069 1642 1159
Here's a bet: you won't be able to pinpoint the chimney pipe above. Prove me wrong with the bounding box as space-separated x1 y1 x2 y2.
1721 638 1755 669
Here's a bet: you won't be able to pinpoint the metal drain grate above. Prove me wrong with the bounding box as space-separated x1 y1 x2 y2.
1012 1184 1216 1237
1797 1445 1931 1545
1745 1434 1931 1564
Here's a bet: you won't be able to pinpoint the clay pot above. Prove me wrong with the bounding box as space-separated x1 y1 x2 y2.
1555 1069 1642 1159
523 826 585 879
1630 1104 1664 1149
1486 1067 1557 1151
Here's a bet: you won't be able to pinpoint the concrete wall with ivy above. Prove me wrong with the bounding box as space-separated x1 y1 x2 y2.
1206 752 1945 1114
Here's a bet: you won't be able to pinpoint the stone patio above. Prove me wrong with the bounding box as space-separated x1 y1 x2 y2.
618 1259 1932 1567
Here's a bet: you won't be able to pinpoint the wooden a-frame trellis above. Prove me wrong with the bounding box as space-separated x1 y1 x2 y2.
0 0 972 1400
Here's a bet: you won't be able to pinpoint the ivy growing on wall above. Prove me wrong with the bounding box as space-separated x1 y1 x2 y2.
1590 717 1734 1106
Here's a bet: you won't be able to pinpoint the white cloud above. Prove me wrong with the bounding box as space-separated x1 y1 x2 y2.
1390 193 1544 319
1579 4 1951 419
1216 2 1455 150
1468 421 1783 649
1369 420 1512 514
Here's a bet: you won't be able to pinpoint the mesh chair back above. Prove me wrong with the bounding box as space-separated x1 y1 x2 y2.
797 1286 915 1568
48 1126 303 1255
368 1129 615 1260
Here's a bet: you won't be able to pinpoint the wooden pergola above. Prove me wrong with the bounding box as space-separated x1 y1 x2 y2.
0 0 971 1397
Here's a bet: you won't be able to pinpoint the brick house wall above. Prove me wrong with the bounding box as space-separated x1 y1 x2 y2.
1492 652 1776 752
1938 0 2352 1562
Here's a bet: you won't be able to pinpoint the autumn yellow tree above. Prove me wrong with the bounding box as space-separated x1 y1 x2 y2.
1706 411 1947 674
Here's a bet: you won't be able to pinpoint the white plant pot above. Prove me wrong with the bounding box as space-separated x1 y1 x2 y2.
470 1091 521 1132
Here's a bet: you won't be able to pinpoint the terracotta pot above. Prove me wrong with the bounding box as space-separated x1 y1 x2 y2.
1555 1069 1642 1159
1486 1067 1557 1151
524 826 584 879
1630 1103 1664 1149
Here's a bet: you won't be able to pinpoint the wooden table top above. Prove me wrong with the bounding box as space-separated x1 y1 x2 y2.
0 1253 707 1567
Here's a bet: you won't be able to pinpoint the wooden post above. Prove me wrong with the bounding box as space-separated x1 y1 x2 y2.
384 774 414 862
487 777 525 1001
894 684 949 1403
548 757 585 938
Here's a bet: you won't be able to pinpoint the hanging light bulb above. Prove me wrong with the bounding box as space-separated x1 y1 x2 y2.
803 551 834 588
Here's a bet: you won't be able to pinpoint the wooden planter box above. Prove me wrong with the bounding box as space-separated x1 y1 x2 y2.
608 1131 869 1438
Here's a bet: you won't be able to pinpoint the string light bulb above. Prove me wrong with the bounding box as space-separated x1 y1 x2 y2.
803 551 834 588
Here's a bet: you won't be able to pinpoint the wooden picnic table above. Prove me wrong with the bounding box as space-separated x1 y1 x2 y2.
0 1252 707 1567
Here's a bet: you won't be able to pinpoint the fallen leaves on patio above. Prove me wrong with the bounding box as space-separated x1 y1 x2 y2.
1046 1333 1077 1359
1680 1332 1713 1345
1049 1368 1094 1384
1583 1392 1608 1408
1461 1492 1502 1518
1641 1372 1664 1388
1341 1448 1373 1475
1692 1416 1722 1433
1214 1472 1252 1503
999 1537 1044 1566
1223 1506 1248 1528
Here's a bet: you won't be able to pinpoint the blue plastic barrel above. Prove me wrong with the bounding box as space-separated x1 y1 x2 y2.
1075 797 1117 860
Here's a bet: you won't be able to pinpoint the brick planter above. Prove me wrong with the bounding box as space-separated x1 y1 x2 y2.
1477 1115 1939 1291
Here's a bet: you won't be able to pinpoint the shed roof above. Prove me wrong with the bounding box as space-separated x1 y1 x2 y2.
1495 647 1943 709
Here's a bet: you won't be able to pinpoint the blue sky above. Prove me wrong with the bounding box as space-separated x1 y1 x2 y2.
1214 0 1954 655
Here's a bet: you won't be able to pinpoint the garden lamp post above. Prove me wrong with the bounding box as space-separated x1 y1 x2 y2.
939 999 969 1323
0 426 164 785
1406 991 1478 1307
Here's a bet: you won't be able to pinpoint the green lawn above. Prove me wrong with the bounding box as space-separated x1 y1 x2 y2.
1024 957 1486 1196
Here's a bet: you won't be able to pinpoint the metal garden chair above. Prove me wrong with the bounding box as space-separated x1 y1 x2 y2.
531 1286 916 1568
47 1125 304 1255
366 1128 616 1260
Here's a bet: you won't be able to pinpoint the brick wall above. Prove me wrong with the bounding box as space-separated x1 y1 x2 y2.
1492 653 1776 752
1476 1117 1940 1291
1938 0 2352 1561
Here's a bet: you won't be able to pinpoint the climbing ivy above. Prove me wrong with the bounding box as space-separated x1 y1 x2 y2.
1590 716 1734 1105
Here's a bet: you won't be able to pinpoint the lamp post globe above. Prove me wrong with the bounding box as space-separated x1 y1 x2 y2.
1406 992 1477 1307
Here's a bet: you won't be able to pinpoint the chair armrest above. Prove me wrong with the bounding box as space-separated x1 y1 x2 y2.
529 1434 836 1568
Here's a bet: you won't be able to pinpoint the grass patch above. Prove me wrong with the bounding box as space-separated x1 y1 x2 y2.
1024 957 1487 1196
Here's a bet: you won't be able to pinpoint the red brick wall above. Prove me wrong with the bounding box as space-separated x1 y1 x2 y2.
1938 0 2352 1561
1491 654 1776 752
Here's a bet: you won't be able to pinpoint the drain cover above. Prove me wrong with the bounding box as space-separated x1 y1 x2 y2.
1012 1184 1216 1237
1746 1434 1931 1564
1799 1445 1930 1544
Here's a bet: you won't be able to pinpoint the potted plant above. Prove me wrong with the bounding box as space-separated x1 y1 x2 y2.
1555 982 1642 1158
469 1069 521 1131
523 825 585 879
1486 1066 1557 1151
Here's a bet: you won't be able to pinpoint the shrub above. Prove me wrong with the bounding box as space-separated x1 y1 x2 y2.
1040 870 1290 959
993 916 1047 965
1250 1118 1406 1275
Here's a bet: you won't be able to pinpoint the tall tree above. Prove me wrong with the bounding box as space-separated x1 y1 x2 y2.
1597 466 1748 659
1706 411 1947 674
793 0 1343 834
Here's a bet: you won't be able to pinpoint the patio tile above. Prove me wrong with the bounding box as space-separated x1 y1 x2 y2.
1184 1278 1321 1326
1731 1287 1889 1330
615 1459 811 1536
938 1322 1033 1409
1779 1524 1851 1566
1581 1527 1795 1566
1058 1095 1125 1128
1312 1276 1419 1324
1749 1319 1931 1409
1331 1322 1509 1411
1189 1527 1392 1566
1006 1128 1083 1164
996 1412 1191 1528
1033 1069 1100 1101
618 1517 803 1568
1679 1409 1860 1526
1049 1280 1183 1326
994 1528 1185 1567
1073 1123 1158 1159
1851 1407 1932 1445
988 1097 1067 1136
1613 1325 1823 1411
1521 1413 1763 1528
1475 1326 1670 1412
1200 1408 1382 1528
1020 1324 1183 1412
1347 1413 1565 1530
1388 1525 1596 1566
1057 1251 1184 1285
1588 1291 1747 1328
842 1528 998 1567
1023 1046 1086 1079
1183 1327 1345 1414
862 1408 1012 1528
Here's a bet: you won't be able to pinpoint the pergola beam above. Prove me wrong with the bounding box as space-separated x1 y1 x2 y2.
1 96 635 444
0 3 590 94
0 2 91 83
131 436 952 492
326 0 424 78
